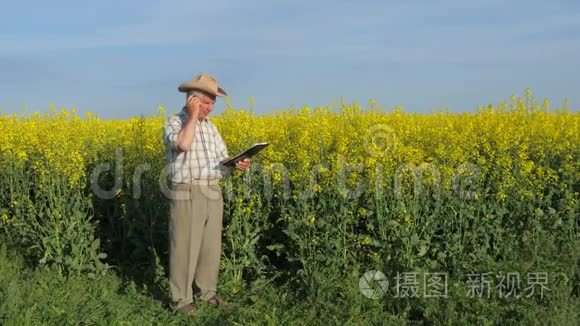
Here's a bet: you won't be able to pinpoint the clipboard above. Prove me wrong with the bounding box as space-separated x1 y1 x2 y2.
220 142 269 167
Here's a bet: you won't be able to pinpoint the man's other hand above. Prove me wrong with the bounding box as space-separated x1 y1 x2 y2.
235 158 251 171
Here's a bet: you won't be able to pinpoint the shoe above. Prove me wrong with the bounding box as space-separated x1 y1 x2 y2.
206 294 226 306
198 294 226 307
174 303 196 317
195 290 227 307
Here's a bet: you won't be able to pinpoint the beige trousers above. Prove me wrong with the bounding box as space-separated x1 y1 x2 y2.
168 183 224 308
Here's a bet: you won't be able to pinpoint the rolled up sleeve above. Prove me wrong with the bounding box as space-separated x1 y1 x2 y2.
163 116 182 151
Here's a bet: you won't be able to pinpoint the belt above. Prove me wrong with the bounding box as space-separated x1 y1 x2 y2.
189 179 220 185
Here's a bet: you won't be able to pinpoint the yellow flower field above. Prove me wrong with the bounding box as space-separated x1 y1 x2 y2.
0 91 577 202
0 91 578 324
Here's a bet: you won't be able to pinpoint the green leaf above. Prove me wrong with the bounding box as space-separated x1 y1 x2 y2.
386 220 399 227
91 239 100 251
266 244 285 251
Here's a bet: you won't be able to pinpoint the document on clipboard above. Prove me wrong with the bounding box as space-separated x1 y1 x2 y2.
219 142 269 167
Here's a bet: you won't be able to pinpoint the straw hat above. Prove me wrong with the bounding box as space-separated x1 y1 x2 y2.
178 73 228 97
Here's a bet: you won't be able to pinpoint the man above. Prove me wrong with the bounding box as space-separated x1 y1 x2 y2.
163 73 251 317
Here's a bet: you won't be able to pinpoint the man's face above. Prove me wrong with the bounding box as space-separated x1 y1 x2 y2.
195 93 216 120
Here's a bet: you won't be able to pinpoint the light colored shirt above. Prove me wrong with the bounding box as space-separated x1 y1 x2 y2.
163 108 232 183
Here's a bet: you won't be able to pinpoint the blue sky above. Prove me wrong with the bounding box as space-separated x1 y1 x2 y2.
1 0 579 118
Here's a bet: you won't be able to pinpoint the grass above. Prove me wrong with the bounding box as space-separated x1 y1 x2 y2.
0 241 399 325
1 240 579 325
